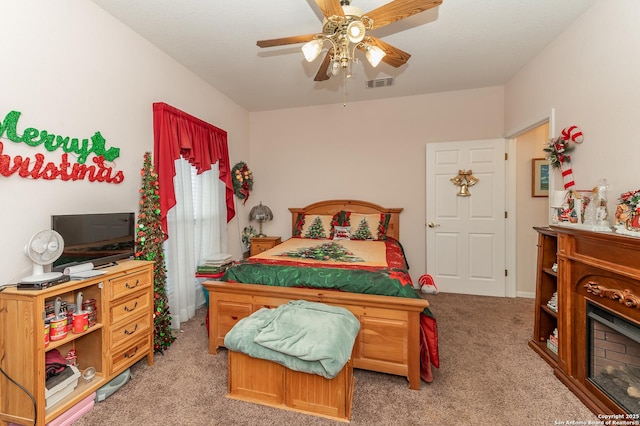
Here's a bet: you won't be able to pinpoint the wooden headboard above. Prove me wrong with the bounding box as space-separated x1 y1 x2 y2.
289 199 403 241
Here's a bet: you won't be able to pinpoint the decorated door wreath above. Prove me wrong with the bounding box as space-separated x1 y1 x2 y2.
232 161 253 204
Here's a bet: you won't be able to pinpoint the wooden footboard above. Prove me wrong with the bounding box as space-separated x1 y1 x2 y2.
203 280 429 390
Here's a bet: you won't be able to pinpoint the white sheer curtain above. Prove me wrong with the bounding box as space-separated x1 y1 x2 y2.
163 157 227 328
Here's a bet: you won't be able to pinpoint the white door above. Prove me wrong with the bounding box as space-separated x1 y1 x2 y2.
426 139 506 296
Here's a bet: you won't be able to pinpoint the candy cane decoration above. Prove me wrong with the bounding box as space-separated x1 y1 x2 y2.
558 125 584 189
561 125 584 144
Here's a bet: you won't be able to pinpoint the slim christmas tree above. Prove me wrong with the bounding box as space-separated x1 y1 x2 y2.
135 152 176 354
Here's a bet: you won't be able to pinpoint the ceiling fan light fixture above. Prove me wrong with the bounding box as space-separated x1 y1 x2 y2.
301 39 323 62
257 0 443 84
365 45 386 67
330 60 340 77
346 20 366 43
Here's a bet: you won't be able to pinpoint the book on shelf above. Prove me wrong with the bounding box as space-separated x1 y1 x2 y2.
547 327 559 354
546 291 558 312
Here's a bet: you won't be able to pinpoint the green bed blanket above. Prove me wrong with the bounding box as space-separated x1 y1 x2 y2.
224 300 360 379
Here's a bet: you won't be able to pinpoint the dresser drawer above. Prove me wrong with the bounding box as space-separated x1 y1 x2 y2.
251 242 272 255
110 290 151 325
250 237 281 256
110 334 152 376
109 269 151 300
110 311 151 350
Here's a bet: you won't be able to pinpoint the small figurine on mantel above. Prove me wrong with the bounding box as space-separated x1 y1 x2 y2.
559 203 574 223
614 188 640 236
594 179 610 228
583 195 597 226
581 179 611 231
596 179 609 223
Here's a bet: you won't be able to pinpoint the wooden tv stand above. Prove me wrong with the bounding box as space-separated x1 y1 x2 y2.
0 260 154 426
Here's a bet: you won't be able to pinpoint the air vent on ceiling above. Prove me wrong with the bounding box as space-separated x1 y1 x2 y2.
366 77 394 89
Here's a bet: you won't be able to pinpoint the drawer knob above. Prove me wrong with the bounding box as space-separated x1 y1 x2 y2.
124 301 138 312
124 324 139 335
125 279 140 289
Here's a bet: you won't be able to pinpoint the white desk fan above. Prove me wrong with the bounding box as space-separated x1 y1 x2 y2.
22 230 65 283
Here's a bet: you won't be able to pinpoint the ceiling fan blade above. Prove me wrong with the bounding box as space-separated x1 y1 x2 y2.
367 0 443 30
315 0 345 19
257 34 317 48
314 51 332 81
361 37 411 68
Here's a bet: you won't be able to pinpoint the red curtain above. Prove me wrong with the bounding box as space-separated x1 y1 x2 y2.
153 102 235 238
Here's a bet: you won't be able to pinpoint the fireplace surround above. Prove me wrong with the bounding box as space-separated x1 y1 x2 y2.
550 226 640 415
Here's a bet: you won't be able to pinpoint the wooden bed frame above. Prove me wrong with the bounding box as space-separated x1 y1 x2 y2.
204 199 429 390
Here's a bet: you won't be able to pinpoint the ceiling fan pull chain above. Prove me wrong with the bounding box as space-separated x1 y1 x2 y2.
342 70 347 107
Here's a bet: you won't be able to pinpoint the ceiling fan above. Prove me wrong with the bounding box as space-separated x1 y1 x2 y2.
256 0 443 82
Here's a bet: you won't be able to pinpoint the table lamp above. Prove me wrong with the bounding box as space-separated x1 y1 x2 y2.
249 201 273 237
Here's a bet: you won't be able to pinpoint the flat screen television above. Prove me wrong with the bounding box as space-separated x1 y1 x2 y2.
51 212 136 272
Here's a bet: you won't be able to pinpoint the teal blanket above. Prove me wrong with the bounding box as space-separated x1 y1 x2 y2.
224 300 360 379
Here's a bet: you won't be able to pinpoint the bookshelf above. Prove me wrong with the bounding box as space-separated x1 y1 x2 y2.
528 227 559 366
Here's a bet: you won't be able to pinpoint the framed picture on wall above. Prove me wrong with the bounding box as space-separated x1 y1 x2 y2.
532 158 549 197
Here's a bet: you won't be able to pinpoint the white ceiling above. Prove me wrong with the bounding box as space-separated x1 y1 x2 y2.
90 0 595 112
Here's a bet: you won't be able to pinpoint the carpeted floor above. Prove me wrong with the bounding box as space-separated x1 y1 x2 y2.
72 293 599 425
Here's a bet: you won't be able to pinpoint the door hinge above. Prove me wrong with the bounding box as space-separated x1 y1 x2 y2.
505 269 508 277
505 211 508 219
505 152 508 161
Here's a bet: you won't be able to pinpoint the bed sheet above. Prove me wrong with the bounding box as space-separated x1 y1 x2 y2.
222 237 440 378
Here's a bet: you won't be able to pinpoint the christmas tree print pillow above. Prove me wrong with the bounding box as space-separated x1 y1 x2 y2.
347 213 391 241
293 214 335 239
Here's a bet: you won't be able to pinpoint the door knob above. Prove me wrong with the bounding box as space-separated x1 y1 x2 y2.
428 222 440 228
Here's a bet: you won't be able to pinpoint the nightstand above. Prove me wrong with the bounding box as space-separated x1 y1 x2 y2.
250 236 282 256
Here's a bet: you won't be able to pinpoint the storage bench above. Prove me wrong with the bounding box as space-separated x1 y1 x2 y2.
227 350 354 422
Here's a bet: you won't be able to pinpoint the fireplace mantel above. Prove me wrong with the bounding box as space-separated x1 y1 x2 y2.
551 226 640 415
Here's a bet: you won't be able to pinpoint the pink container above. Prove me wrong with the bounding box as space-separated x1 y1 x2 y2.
45 391 95 426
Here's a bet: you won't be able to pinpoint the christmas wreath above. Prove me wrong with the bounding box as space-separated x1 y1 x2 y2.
232 161 253 204
543 136 575 169
543 125 584 169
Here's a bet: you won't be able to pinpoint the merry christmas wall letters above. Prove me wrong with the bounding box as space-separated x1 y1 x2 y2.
0 109 124 183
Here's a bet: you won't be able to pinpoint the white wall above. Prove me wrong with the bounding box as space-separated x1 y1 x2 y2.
506 0 640 210
0 0 250 286
249 87 505 284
